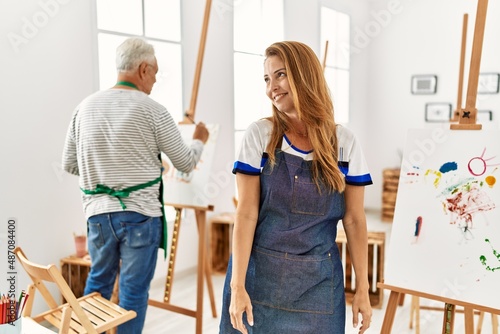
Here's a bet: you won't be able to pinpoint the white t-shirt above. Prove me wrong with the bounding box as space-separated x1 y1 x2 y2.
62 88 204 218
233 119 373 186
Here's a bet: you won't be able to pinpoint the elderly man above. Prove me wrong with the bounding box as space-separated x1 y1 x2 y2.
62 37 209 333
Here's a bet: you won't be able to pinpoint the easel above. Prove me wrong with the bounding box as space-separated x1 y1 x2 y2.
148 203 216 334
148 1 217 333
451 13 468 122
181 0 212 125
378 0 500 332
378 284 500 334
409 296 497 334
450 0 488 130
322 40 329 71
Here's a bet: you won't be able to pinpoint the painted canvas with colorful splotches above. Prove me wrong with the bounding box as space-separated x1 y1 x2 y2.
385 128 500 311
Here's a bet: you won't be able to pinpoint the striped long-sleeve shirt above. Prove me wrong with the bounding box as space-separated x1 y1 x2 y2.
62 88 204 219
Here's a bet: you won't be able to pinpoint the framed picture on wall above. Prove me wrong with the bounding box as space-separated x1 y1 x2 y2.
477 110 493 122
425 103 452 122
412 75 437 94
477 73 500 94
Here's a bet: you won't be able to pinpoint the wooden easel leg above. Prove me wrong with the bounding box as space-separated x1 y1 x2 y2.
476 311 485 334
381 290 400 333
194 210 219 322
398 293 405 306
205 255 217 317
195 209 206 334
148 205 215 333
476 312 499 334
442 303 456 334
416 297 421 334
409 296 420 334
464 307 475 334
193 207 218 328
163 208 183 303
409 295 415 329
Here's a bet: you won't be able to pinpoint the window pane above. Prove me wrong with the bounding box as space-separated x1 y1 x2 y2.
97 33 128 90
234 53 272 130
148 41 183 122
96 0 143 35
321 8 350 70
234 0 284 54
97 34 183 122
325 68 349 124
144 0 181 41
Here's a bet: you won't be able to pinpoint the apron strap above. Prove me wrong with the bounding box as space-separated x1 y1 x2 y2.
158 173 168 259
81 173 168 258
81 176 162 209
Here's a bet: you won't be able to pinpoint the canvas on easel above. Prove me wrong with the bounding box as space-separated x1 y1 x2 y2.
161 123 219 208
379 0 500 332
385 128 500 311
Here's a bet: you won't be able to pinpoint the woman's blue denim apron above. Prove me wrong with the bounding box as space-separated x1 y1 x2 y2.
220 149 346 333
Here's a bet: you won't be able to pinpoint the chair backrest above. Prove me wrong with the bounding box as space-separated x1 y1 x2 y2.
14 247 98 333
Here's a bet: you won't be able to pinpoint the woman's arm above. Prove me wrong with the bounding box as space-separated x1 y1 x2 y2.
229 173 260 334
342 184 372 334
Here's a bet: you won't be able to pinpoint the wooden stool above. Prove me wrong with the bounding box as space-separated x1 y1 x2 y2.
336 230 386 308
382 168 400 222
208 212 235 275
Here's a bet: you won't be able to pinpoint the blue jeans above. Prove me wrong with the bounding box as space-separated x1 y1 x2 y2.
84 211 161 334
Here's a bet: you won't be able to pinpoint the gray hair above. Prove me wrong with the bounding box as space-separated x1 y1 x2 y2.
116 37 156 72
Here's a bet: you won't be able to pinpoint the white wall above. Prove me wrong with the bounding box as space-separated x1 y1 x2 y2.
0 0 95 312
363 0 500 208
2 0 499 312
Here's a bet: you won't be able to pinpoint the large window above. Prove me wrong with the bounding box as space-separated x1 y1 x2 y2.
95 0 183 122
233 0 284 155
321 7 351 124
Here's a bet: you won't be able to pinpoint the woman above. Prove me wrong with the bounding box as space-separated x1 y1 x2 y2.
220 41 373 334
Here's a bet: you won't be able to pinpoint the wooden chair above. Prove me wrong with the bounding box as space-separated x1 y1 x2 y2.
14 247 136 334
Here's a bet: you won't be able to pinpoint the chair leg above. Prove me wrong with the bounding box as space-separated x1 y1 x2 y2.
59 306 72 334
23 284 36 317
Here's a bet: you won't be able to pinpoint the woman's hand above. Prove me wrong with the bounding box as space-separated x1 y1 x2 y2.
351 289 372 333
229 286 254 334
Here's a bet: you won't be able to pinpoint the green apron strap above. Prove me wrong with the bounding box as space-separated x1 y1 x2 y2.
81 176 162 210
158 175 168 259
81 173 168 258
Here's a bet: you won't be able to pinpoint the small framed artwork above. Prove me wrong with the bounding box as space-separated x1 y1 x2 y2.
477 110 493 122
478 73 500 94
425 103 452 122
412 75 437 94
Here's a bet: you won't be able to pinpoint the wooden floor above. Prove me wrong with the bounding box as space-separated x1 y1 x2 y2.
39 209 496 333
143 209 498 334
144 272 225 333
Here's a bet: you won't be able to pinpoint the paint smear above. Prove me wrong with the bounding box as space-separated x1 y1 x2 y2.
412 216 423 244
439 161 458 173
485 175 496 187
479 238 500 272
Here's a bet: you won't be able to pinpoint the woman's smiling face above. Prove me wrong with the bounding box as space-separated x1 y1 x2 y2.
264 55 296 117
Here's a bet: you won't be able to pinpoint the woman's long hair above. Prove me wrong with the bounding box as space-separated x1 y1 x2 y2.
264 41 345 193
